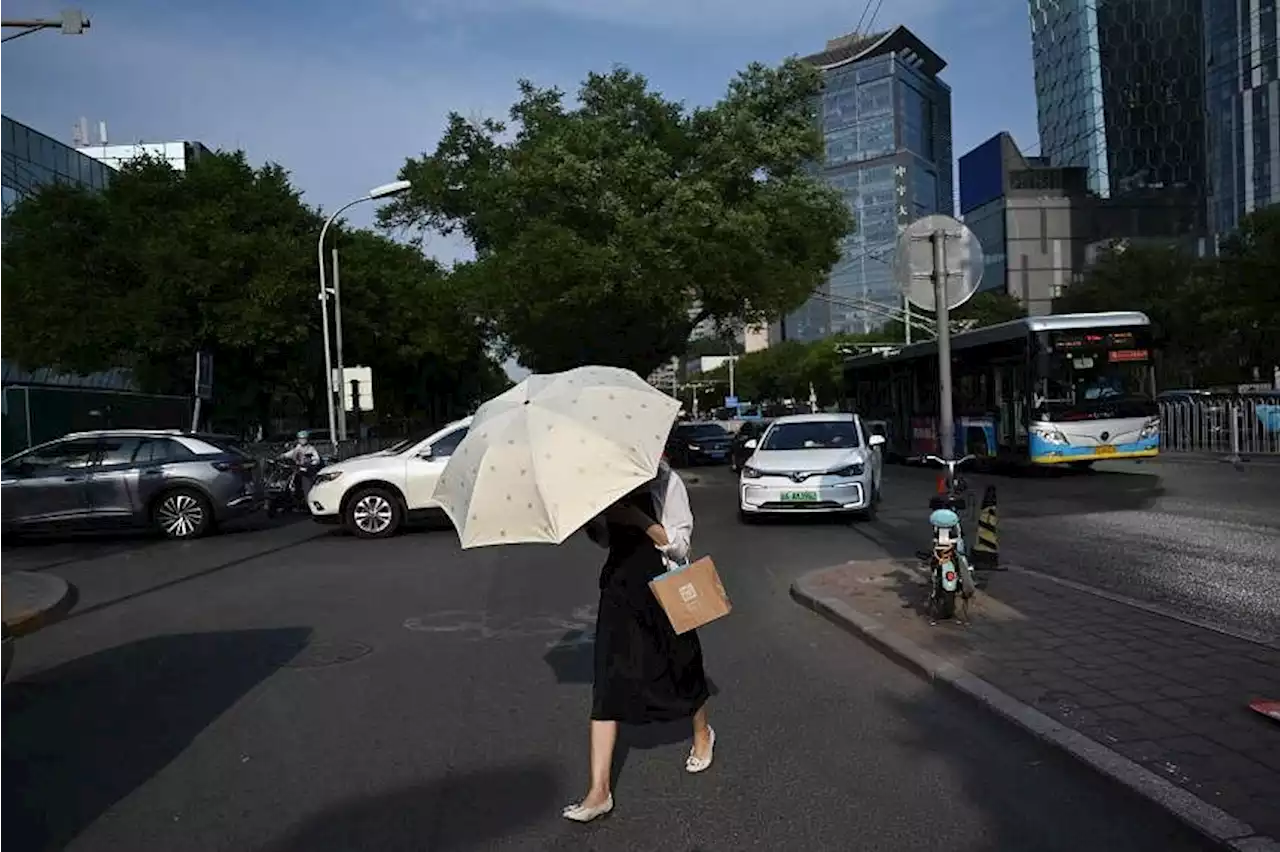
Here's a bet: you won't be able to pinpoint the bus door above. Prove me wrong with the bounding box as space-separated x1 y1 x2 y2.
994 360 1027 452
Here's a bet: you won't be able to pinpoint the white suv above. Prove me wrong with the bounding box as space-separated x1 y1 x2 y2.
307 417 471 538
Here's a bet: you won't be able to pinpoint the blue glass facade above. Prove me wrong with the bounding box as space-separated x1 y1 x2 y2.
1 116 114 210
1029 0 1111 196
782 27 953 342
1029 0 1208 233
1204 0 1280 237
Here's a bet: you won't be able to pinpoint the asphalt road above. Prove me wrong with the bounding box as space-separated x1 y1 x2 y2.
850 455 1280 645
3 481 1215 852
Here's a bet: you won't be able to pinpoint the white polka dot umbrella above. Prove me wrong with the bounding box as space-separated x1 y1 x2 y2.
432 365 681 549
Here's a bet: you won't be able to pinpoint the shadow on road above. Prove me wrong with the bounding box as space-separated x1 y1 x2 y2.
1 514 312 575
2 627 312 852
259 763 561 852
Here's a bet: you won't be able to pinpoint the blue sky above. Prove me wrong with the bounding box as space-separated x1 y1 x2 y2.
4 0 1039 377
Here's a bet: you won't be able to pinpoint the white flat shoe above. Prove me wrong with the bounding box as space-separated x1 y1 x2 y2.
562 794 614 823
686 726 716 774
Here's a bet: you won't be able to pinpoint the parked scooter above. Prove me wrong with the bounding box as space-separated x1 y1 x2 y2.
920 454 978 622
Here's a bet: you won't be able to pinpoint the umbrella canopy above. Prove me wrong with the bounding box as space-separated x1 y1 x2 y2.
433 365 680 549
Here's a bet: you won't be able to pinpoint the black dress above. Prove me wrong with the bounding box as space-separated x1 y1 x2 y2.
592 490 710 724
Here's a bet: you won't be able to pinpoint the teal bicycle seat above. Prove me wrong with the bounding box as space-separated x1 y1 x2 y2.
929 508 961 528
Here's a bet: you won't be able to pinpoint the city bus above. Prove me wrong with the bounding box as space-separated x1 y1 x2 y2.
842 312 1160 467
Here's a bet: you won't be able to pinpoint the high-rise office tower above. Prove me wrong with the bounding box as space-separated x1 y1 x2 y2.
1028 0 1207 235
776 25 953 343
1204 0 1279 236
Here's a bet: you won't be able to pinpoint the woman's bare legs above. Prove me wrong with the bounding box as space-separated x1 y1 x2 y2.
579 720 617 807
691 704 712 759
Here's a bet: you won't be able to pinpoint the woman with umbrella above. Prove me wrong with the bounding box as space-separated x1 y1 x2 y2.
563 456 712 823
431 367 717 824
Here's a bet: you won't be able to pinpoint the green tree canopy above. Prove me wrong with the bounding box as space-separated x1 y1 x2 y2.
380 60 853 378
698 326 903 407
1053 239 1225 386
953 290 1027 329
1 151 504 429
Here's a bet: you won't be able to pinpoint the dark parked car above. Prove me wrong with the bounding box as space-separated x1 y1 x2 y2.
666 422 733 466
1 429 264 540
730 419 772 472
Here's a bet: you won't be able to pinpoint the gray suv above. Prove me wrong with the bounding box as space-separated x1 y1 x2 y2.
2 430 264 539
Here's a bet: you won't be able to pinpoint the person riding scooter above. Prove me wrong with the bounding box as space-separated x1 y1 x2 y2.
279 430 322 503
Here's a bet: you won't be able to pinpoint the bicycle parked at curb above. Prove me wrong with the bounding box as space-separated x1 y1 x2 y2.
913 453 979 623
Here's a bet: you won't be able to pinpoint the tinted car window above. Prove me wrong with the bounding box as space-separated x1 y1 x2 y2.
98 437 143 466
17 439 99 471
676 424 731 439
136 438 194 464
430 427 469 458
761 421 861 450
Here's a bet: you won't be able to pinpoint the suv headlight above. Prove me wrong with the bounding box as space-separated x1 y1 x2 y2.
1032 425 1068 445
833 463 864 477
741 466 762 479
313 471 343 485
1139 416 1160 439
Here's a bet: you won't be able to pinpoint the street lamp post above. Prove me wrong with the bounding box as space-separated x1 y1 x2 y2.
317 180 412 452
2 10 90 42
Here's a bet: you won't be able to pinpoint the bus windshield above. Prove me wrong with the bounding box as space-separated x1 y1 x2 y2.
1035 328 1156 420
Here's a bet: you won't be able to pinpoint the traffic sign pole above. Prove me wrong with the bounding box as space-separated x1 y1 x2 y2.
933 229 954 461
893 214 984 464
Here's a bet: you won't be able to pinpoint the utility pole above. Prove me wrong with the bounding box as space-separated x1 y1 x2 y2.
2 10 89 42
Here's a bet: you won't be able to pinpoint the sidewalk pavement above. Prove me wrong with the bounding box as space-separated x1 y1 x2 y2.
792 559 1280 851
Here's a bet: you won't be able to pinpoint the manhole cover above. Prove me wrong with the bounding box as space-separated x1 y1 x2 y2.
283 640 373 668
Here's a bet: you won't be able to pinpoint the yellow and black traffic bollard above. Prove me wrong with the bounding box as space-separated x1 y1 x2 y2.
971 484 1003 570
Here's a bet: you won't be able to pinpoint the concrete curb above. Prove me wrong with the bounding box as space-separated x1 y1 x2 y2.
790 571 1279 852
2 573 79 638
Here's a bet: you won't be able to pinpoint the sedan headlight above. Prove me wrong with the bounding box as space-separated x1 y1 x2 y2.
741 466 762 479
1139 416 1161 439
1032 425 1068 445
833 463 865 477
313 471 343 485
688 443 701 451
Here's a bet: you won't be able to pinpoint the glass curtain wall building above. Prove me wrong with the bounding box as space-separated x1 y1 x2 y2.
2 116 115 209
779 26 953 342
1029 0 1208 234
1204 0 1279 237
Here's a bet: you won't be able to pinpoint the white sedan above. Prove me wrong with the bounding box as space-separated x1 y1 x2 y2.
737 413 885 522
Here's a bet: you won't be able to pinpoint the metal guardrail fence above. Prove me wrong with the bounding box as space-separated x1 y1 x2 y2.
1159 397 1280 457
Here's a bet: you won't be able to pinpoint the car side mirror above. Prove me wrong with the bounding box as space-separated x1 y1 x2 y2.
869 434 886 448
743 439 758 450
417 447 434 460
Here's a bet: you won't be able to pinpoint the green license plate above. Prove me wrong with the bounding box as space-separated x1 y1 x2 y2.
781 491 819 502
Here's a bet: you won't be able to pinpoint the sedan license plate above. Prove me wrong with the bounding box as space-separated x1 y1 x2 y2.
781 490 819 502
1096 445 1118 456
